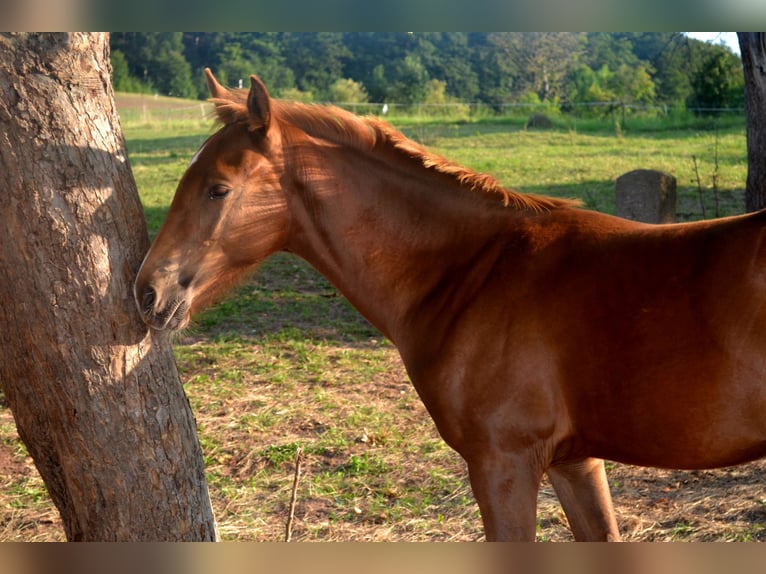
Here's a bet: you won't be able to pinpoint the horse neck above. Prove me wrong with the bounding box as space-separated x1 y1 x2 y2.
282 140 509 344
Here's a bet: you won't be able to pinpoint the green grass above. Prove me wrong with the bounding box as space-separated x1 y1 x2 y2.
412 120 746 219
128 111 747 234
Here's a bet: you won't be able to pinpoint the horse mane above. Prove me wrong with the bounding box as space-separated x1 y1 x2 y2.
209 89 581 212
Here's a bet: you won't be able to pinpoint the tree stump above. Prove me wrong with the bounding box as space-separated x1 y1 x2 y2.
526 113 554 129
615 169 676 224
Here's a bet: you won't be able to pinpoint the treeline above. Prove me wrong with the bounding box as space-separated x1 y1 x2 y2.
110 32 744 113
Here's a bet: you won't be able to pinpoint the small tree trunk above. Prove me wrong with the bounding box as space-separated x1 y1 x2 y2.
0 33 217 541
738 32 766 212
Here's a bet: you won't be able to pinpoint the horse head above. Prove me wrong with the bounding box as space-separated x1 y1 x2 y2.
134 69 290 331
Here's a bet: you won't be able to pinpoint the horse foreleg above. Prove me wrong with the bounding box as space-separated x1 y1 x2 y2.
466 453 544 541
546 457 621 541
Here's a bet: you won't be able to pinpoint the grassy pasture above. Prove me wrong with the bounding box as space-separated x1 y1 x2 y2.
2 96 764 542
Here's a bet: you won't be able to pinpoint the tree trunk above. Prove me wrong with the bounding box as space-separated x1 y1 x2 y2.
738 32 766 212
0 33 217 541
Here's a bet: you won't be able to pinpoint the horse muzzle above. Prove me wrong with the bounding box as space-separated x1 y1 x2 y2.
134 270 193 332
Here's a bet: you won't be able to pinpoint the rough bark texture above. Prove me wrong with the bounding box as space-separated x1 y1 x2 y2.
739 33 766 213
0 33 217 541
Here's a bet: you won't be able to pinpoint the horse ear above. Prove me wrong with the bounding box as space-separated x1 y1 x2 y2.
247 75 271 132
204 67 227 98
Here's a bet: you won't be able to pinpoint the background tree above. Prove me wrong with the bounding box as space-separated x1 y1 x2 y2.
612 63 657 106
471 33 516 110
565 64 617 114
584 32 639 72
738 33 766 212
280 32 350 100
217 43 254 88
111 32 742 116
388 54 430 105
329 77 368 103
237 33 296 96
110 33 195 98
687 45 745 113
146 33 196 98
340 32 411 102
0 32 217 541
490 32 585 102
367 64 389 103
110 49 145 93
418 33 480 102
188 33 295 96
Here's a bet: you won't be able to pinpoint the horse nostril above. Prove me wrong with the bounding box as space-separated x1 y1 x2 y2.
142 286 157 314
178 274 193 289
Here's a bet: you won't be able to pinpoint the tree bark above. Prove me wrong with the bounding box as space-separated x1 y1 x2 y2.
738 32 766 212
0 33 217 541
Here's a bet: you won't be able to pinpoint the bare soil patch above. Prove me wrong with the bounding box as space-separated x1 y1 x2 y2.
2 362 766 541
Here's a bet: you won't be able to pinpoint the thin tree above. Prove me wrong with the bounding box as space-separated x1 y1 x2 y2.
0 33 217 540
738 33 766 212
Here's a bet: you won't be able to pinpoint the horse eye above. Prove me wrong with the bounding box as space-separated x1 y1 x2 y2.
208 185 231 200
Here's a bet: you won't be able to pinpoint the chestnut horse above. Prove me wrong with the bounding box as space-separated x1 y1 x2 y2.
135 69 766 541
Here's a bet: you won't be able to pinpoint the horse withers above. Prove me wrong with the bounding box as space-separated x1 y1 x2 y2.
134 68 766 541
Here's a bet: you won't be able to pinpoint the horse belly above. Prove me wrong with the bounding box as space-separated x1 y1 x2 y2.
546 225 766 470
570 342 766 470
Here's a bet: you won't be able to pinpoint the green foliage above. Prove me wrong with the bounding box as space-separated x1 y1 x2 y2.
279 88 314 103
330 78 368 104
217 43 253 89
567 63 656 107
489 32 586 103
280 32 351 100
110 50 148 93
110 32 743 117
423 79 447 104
613 63 656 105
387 55 430 105
516 91 561 118
688 45 745 113
111 33 196 98
155 48 196 99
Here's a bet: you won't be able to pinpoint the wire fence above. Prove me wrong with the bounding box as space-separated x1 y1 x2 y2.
336 101 745 116
115 93 746 130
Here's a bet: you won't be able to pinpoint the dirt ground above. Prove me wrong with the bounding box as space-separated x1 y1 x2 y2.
2 391 765 542
537 460 766 541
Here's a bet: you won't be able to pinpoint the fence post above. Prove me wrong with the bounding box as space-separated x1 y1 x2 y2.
621 101 626 129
